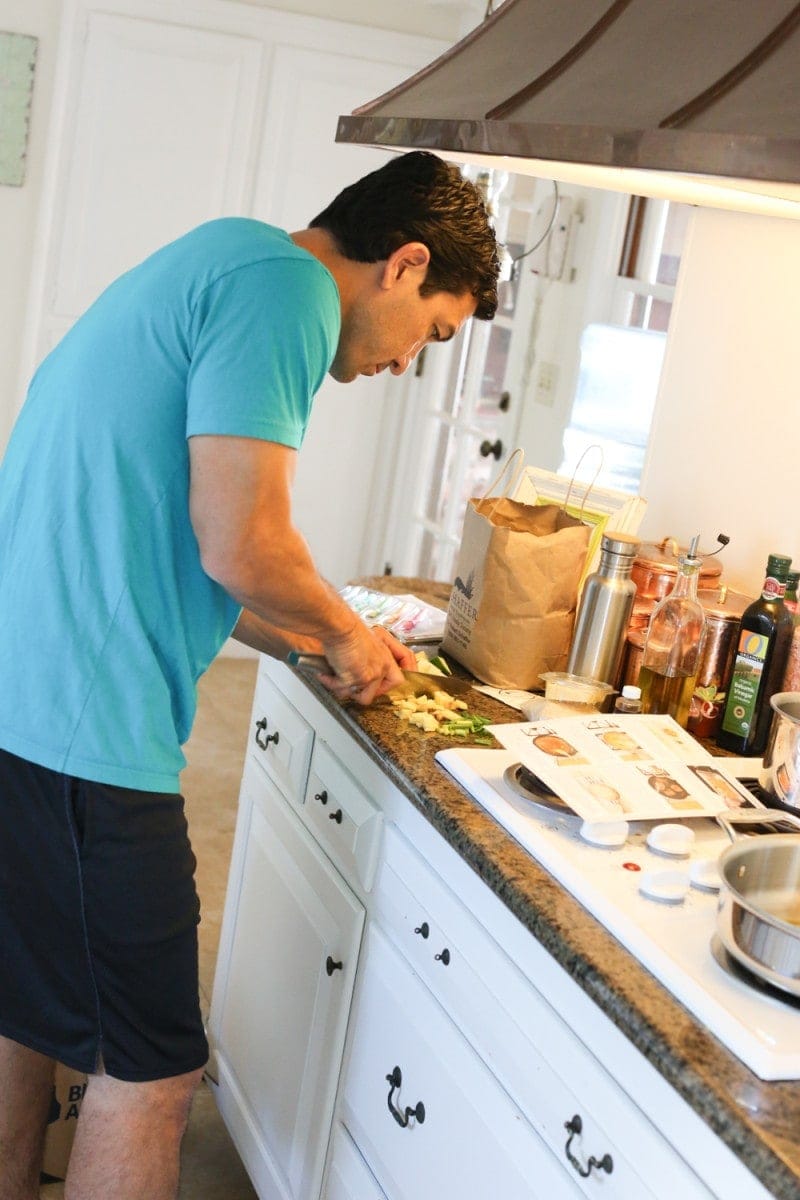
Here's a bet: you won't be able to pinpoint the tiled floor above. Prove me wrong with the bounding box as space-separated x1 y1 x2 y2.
40 655 260 1199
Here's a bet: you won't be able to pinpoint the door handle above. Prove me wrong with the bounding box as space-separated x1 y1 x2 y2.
385 1066 425 1128
254 718 279 750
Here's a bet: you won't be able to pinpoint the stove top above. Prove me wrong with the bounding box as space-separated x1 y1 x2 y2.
436 746 800 1081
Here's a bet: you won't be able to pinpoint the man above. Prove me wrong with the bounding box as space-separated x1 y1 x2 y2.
0 150 499 1199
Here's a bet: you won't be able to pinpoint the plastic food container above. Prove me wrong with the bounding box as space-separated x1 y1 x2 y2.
538 672 615 708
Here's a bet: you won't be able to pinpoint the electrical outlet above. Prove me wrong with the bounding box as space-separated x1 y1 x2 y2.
535 361 558 406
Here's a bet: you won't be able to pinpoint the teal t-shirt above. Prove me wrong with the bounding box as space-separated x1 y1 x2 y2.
0 219 340 792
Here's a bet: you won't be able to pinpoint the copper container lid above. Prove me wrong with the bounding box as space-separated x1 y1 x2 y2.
697 585 752 621
633 536 724 581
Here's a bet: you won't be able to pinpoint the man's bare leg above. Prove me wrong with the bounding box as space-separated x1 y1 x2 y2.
0 1033 56 1200
64 1065 204 1200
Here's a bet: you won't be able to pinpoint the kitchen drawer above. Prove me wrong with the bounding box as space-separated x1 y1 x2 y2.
324 1125 387 1200
248 663 314 803
341 924 584 1200
372 824 712 1200
304 739 382 892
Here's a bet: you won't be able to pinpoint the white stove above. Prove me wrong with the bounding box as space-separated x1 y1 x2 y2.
436 746 800 1082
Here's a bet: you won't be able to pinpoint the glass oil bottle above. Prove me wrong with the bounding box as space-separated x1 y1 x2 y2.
639 535 706 728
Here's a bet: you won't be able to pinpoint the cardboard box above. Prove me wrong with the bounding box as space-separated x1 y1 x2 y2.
42 1064 87 1180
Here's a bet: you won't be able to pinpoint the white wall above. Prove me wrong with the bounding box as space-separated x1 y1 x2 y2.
640 205 800 596
0 0 61 449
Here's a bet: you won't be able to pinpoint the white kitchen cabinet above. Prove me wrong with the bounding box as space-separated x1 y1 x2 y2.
323 1127 387 1200
212 658 778 1200
210 760 364 1200
341 923 586 1200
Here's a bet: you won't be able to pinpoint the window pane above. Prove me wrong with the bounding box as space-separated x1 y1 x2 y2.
559 323 666 492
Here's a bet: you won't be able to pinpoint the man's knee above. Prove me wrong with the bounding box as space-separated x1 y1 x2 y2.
85 1064 205 1131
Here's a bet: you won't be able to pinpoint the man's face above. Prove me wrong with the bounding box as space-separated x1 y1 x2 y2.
330 250 477 383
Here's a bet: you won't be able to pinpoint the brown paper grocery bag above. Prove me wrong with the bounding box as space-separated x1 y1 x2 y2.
442 458 590 689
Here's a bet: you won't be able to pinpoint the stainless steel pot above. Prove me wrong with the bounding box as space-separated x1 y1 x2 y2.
759 692 800 813
716 810 800 997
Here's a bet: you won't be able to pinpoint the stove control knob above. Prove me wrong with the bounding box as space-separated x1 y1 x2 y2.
689 858 722 893
639 869 690 904
646 823 695 858
579 819 629 847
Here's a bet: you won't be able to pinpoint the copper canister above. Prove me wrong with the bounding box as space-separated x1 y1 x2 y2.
686 586 752 739
622 586 752 738
628 538 724 636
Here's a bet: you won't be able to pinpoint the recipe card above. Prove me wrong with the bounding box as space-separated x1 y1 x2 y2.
488 714 760 822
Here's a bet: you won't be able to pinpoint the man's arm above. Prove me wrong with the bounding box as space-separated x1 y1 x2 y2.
189 434 409 701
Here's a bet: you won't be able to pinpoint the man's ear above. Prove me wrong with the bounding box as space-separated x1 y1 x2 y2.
381 241 431 289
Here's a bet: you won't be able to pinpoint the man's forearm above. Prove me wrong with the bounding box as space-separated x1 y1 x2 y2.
207 521 358 648
232 611 324 659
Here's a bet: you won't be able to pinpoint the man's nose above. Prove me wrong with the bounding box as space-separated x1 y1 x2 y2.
390 341 423 375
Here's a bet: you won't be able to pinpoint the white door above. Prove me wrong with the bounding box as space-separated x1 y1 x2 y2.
18 0 444 587
252 40 446 586
211 763 365 1200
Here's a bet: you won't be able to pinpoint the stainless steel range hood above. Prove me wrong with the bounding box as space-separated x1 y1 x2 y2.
336 0 800 217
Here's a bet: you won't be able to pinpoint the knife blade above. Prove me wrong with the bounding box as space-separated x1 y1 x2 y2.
286 651 473 698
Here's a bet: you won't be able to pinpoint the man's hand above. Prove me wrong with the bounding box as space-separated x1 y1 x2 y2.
320 624 414 705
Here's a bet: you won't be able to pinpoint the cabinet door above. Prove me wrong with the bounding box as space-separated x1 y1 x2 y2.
341 926 584 1200
211 763 364 1200
324 1126 387 1200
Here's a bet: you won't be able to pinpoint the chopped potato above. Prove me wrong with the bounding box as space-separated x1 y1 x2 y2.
390 680 493 743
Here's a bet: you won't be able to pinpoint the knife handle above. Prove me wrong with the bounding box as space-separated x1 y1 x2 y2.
286 651 334 673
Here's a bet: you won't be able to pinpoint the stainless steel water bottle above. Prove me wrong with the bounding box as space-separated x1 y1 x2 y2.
566 532 640 685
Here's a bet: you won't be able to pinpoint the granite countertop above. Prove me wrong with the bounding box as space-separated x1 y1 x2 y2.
302 577 800 1200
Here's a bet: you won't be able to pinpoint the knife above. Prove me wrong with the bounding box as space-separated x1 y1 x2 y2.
286 651 473 698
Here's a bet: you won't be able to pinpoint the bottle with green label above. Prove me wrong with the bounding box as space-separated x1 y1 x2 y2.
716 553 794 756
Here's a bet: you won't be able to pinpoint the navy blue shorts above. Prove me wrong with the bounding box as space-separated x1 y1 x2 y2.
0 748 208 1082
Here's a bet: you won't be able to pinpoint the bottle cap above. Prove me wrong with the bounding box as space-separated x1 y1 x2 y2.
621 685 642 700
767 554 792 580
600 531 640 557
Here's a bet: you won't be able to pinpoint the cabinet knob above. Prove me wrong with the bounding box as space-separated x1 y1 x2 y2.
414 922 430 939
434 947 451 966
325 956 343 977
563 1114 613 1178
479 438 503 460
254 718 279 751
385 1065 425 1128
329 808 343 824
314 790 328 806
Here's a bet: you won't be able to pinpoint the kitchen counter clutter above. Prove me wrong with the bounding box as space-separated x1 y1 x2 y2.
208 610 800 1200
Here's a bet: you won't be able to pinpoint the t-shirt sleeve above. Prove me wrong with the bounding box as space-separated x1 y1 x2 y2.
185 256 339 447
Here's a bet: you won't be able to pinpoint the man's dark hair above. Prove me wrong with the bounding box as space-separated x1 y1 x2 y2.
310 151 499 320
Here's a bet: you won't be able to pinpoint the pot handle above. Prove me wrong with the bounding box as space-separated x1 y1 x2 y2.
716 808 800 843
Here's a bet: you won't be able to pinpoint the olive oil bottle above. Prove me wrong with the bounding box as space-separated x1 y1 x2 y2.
716 553 793 756
639 536 706 728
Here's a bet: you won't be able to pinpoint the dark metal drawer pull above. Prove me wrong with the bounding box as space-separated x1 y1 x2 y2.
385 1066 425 1128
329 808 343 823
414 922 429 939
314 790 328 806
254 718 279 750
325 956 343 976
563 1115 613 1178
434 947 450 965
